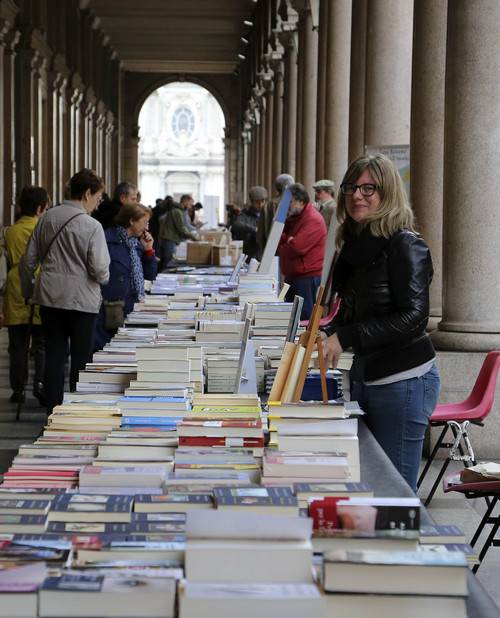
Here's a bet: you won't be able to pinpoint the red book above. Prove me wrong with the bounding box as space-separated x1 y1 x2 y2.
178 436 265 447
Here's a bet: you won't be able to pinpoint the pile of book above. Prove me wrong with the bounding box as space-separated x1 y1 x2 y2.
179 510 322 618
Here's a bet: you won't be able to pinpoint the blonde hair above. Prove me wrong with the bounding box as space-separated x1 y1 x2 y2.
336 154 415 248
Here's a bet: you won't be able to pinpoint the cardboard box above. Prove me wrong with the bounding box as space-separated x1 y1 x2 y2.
200 229 231 246
187 241 212 265
212 244 230 266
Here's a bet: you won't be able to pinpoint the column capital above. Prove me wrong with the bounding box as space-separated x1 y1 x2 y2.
0 0 18 30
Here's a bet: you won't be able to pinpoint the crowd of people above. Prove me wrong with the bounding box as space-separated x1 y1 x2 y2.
0 153 439 490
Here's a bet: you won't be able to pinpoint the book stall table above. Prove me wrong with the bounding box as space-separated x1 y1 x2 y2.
358 421 500 618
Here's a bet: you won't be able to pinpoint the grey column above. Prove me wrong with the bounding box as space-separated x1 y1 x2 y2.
348 0 367 161
271 61 284 183
264 87 274 192
365 0 413 146
432 1 500 351
324 0 352 190
410 0 447 325
315 0 329 178
299 7 318 191
282 36 298 177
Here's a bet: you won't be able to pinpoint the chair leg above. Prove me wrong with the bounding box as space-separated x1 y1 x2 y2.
471 497 498 547
417 424 448 489
473 506 500 573
424 457 451 507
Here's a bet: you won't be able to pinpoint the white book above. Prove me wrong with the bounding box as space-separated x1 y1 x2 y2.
179 582 322 618
185 539 313 583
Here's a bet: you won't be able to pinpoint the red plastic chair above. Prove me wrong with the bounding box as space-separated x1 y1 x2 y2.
299 297 341 328
443 471 500 573
418 351 500 506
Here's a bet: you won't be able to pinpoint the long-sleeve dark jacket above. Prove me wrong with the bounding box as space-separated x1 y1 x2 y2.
322 228 435 381
94 227 157 350
230 207 260 260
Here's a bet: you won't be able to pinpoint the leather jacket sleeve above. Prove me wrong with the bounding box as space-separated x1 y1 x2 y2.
325 232 433 351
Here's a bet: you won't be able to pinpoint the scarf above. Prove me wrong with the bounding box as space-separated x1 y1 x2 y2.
116 226 145 300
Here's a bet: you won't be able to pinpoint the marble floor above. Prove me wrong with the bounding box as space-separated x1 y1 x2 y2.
0 328 498 607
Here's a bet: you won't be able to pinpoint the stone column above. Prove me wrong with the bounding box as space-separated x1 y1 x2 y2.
299 6 318 191
410 0 447 325
364 0 413 147
315 0 329 178
295 17 305 180
2 27 19 222
264 84 274 193
271 59 284 183
431 1 500 351
348 0 367 161
282 34 298 177
324 0 352 190
122 122 139 186
258 96 267 186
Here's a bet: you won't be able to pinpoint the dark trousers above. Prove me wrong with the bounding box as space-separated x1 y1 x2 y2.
7 325 45 393
285 275 321 320
159 239 177 271
40 306 97 413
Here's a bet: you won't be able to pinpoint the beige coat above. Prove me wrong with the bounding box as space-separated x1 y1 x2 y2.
19 201 110 314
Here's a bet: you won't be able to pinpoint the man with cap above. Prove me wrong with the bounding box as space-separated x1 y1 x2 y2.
313 179 336 229
231 186 268 261
256 173 294 260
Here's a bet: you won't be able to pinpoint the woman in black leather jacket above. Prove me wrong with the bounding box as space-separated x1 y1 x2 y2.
322 153 440 491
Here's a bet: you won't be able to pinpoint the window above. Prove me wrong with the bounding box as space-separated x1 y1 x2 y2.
172 106 195 138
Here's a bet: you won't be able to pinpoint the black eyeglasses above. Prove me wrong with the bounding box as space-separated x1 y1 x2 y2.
340 183 379 197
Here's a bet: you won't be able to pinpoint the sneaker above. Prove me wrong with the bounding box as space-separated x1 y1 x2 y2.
33 381 47 407
9 391 25 404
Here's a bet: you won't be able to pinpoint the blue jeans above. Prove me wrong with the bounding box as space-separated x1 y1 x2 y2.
285 275 321 320
352 363 440 492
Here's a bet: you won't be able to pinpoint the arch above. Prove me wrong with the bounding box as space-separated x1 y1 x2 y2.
137 81 226 225
133 75 231 133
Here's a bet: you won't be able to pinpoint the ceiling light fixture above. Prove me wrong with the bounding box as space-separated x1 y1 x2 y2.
238 53 246 60
241 36 249 44
244 20 253 27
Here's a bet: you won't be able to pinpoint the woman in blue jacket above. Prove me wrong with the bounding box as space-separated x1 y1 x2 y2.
94 203 157 350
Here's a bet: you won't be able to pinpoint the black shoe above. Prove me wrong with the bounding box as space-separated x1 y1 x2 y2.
10 391 25 404
33 382 47 407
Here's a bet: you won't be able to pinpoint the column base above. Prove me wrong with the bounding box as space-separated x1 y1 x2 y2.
431 330 500 352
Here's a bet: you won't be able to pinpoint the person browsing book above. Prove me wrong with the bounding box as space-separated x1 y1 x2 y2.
321 154 440 491
94 203 158 351
19 169 110 414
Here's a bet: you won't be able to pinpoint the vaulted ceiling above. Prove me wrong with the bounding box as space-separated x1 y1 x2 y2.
87 0 258 74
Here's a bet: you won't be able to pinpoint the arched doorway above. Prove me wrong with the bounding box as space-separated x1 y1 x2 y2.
138 82 226 227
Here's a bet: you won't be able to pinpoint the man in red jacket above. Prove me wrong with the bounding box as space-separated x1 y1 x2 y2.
278 183 327 319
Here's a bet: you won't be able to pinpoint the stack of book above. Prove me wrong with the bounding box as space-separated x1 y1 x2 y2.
76 365 136 394
118 395 191 431
251 301 293 339
46 405 122 434
38 569 181 618
174 448 261 485
180 510 321 617
177 418 264 453
276 416 360 479
135 345 193 385
195 319 244 343
322 548 468 618
237 274 279 304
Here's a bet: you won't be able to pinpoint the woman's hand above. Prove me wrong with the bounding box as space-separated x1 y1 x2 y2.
140 231 154 251
323 332 343 369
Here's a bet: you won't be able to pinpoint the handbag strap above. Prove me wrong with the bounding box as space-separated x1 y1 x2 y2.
41 212 85 263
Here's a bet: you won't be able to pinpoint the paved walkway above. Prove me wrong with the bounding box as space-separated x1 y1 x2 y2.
0 327 498 607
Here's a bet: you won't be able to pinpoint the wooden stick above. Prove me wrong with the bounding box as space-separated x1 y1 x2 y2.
316 336 329 403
